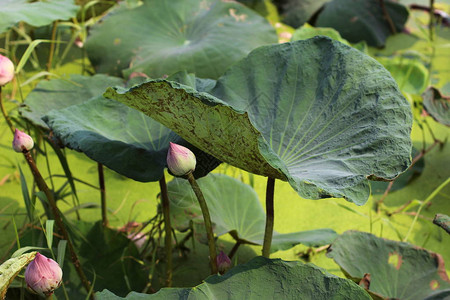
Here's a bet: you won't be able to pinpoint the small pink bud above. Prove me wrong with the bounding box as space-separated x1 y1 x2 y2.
167 142 196 176
24 253 63 297
12 129 34 152
216 251 231 274
0 54 14 86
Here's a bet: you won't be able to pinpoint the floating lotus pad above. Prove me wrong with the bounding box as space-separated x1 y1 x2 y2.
0 0 79 34
105 37 412 205
85 0 278 79
327 231 450 299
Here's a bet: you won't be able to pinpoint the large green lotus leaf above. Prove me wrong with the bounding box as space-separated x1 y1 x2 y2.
316 0 409 47
43 97 220 182
85 0 278 79
422 87 450 127
43 97 178 182
376 56 429 95
168 174 337 251
96 256 371 300
327 231 450 300
105 37 412 205
0 0 79 34
20 74 124 128
274 0 331 28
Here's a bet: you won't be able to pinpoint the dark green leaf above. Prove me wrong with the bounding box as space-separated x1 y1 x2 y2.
106 37 412 205
316 0 409 47
327 231 450 300
168 174 337 251
20 74 124 128
422 87 450 126
96 256 371 299
0 0 79 34
275 0 330 28
85 0 278 78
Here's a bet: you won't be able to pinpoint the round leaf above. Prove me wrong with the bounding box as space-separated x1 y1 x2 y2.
96 256 371 300
316 0 409 47
20 74 124 128
106 37 412 205
327 231 450 300
85 0 278 79
0 0 79 34
168 174 337 251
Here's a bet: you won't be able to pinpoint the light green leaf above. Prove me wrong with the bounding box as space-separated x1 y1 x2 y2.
168 174 337 251
106 37 412 205
85 0 278 78
96 256 371 299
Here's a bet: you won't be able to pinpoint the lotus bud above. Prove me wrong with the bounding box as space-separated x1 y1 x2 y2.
216 251 231 274
12 129 34 152
0 54 14 86
24 253 63 297
167 142 196 176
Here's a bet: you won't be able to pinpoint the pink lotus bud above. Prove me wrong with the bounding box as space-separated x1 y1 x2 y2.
12 129 34 152
24 253 63 297
167 142 196 176
0 54 14 86
216 251 231 274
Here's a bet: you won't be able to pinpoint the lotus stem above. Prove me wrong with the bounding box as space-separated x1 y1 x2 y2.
228 240 242 259
97 162 108 227
186 172 218 274
22 149 93 299
262 177 275 258
46 21 58 77
430 0 435 41
0 86 15 134
159 174 173 286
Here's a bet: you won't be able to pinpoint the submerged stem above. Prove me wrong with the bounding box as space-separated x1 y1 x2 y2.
186 172 218 274
22 149 93 299
98 162 108 227
262 177 275 258
159 174 173 287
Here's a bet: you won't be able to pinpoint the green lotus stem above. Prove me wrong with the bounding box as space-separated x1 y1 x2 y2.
186 172 218 274
46 21 58 77
22 149 94 299
262 177 275 258
404 177 450 242
429 0 435 41
46 295 53 300
97 162 108 227
0 86 15 134
159 174 173 286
